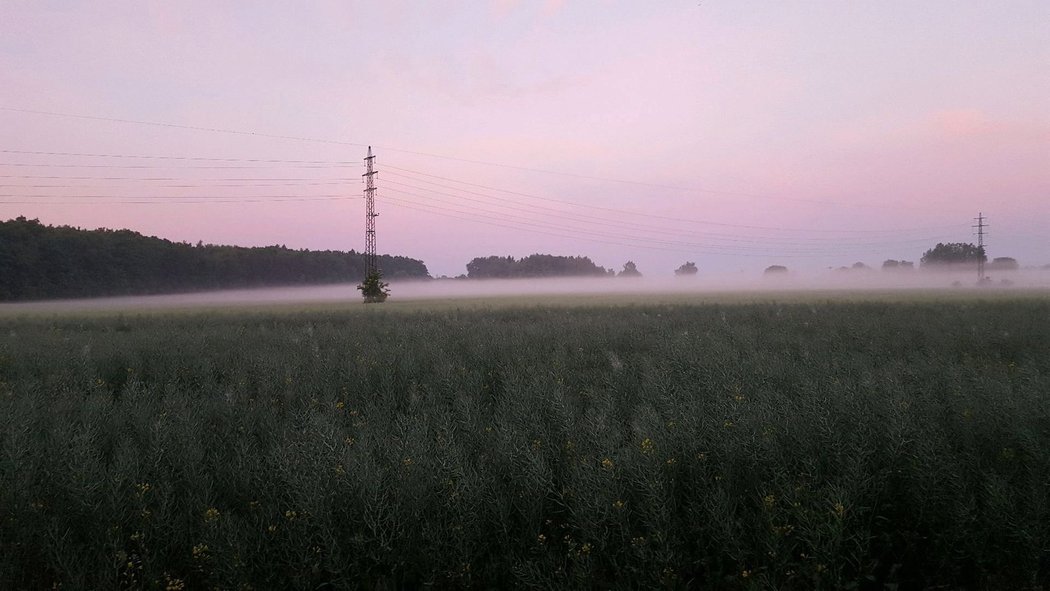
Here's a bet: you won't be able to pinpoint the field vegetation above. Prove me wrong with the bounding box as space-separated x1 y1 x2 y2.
1 294 1048 589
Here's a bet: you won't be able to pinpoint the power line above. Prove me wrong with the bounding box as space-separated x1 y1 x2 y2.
382 196 936 259
0 195 352 202
0 196 356 204
380 177 957 248
0 182 349 188
0 107 371 149
0 162 353 169
0 149 356 164
0 175 357 181
381 187 959 256
381 197 716 256
382 164 969 235
0 108 963 215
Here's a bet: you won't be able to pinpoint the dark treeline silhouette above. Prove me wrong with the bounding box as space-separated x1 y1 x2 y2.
675 261 698 276
882 259 915 270
920 242 986 268
466 254 613 278
0 217 429 301
988 257 1019 271
619 260 642 277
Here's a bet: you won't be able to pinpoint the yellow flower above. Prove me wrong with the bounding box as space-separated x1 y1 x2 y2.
666 457 676 466
741 569 751 578
640 438 654 454
763 494 775 509
203 507 220 522
613 500 625 510
580 543 592 554
267 524 277 534
335 401 345 410
537 534 547 544
192 544 208 560
402 458 413 466
833 502 846 519
601 458 614 470
284 510 298 521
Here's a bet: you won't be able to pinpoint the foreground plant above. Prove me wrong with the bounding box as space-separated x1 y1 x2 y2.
357 269 389 303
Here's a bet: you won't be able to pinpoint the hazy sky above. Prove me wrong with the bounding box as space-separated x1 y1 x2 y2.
2 1 1047 277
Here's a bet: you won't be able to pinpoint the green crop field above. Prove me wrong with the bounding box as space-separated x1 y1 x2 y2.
1 293 1049 589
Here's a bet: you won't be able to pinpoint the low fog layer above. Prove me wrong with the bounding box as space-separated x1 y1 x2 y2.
2 268 1049 313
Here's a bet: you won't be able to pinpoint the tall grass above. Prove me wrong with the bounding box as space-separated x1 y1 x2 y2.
1 299 1048 589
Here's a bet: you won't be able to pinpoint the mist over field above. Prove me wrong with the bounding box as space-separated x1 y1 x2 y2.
3 268 1049 312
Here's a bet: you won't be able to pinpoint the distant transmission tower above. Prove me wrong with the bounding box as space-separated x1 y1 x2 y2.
973 212 988 281
363 146 378 275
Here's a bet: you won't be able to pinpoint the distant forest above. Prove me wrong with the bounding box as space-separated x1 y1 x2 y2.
465 254 614 278
0 217 429 301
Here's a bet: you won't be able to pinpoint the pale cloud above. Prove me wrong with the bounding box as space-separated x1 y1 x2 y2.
540 0 568 18
923 109 1050 143
491 0 521 19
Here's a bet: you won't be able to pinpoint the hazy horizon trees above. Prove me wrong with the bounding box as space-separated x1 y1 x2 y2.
921 242 986 268
988 257 1019 271
619 261 642 278
675 261 698 276
882 259 915 271
764 265 788 275
465 254 612 279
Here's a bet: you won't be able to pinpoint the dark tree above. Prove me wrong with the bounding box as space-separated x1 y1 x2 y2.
920 243 986 268
619 261 642 278
674 262 698 276
357 270 389 303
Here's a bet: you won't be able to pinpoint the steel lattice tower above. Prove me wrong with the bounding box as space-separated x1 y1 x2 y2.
974 212 987 281
363 146 378 275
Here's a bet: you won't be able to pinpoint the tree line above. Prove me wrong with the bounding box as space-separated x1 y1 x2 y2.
0 217 429 301
465 254 615 278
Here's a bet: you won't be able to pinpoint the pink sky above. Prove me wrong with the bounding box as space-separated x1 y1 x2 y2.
1 1 1047 277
